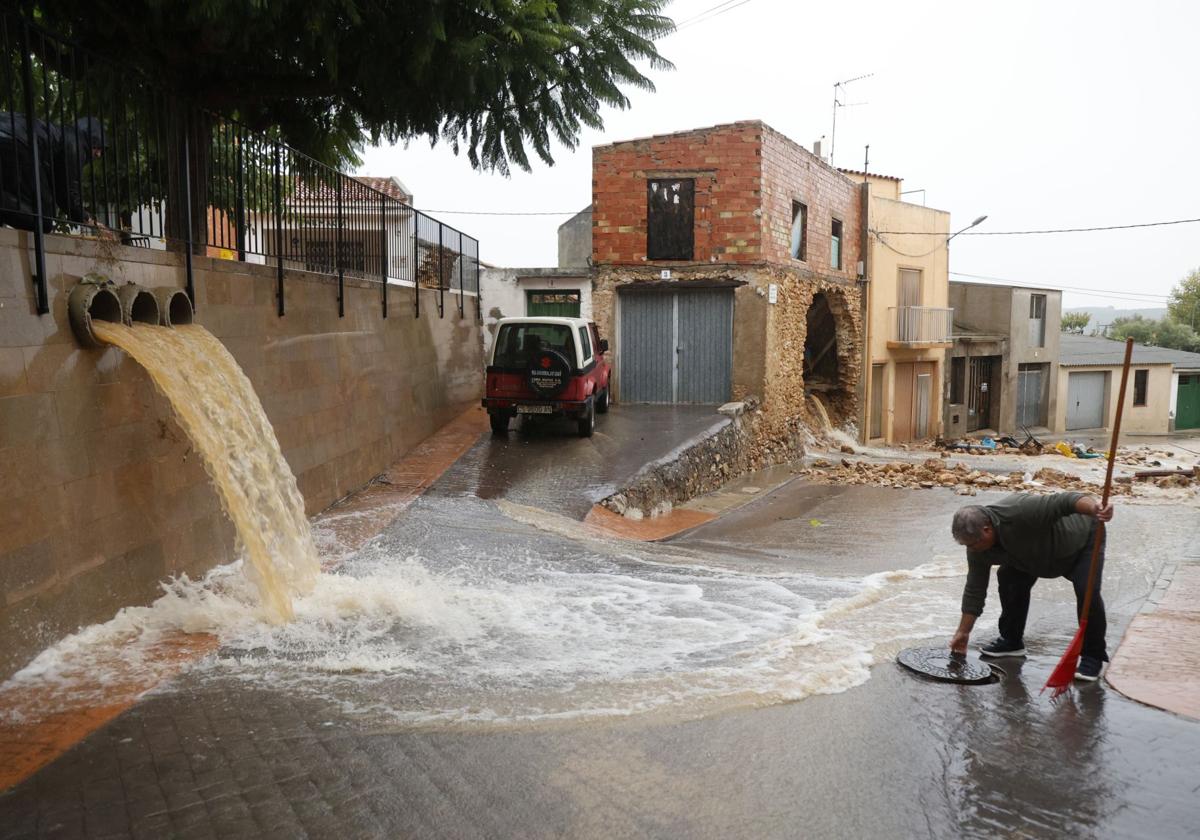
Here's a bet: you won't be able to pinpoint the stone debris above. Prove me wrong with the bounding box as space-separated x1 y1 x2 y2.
799 457 1132 496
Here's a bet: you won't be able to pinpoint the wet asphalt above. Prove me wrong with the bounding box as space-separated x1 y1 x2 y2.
2 408 1198 839
430 403 724 518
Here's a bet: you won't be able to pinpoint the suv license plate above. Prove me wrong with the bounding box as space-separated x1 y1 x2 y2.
517 404 554 414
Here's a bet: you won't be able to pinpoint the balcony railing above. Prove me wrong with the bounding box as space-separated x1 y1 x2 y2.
0 11 479 321
889 306 953 346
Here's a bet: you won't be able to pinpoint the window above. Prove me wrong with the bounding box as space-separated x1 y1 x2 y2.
830 218 843 270
577 326 593 362
1133 369 1148 406
1029 293 1047 348
646 178 695 260
950 356 965 404
790 201 807 260
898 269 922 308
493 323 577 368
526 289 581 317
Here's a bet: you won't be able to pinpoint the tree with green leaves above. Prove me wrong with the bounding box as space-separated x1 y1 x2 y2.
1168 267 1200 329
1108 314 1200 353
32 0 675 173
1061 312 1091 334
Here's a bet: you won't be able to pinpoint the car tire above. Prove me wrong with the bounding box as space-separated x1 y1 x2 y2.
596 387 610 414
490 412 512 435
577 399 595 438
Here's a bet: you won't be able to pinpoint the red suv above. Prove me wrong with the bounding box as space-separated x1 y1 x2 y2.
483 317 612 437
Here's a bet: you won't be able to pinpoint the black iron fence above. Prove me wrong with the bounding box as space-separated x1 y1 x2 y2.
0 11 479 320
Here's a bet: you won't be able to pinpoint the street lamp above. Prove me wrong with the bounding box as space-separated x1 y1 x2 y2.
947 215 988 245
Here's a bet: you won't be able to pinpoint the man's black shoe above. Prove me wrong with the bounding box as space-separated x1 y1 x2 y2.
979 637 1026 658
1075 656 1104 681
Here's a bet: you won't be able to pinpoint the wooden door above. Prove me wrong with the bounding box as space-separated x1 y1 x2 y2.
894 363 914 442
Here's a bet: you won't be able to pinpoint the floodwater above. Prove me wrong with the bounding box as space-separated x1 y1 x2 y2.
2 403 1198 837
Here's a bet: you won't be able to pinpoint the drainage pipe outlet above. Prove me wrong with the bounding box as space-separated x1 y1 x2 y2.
118 283 160 327
67 281 123 348
154 287 194 327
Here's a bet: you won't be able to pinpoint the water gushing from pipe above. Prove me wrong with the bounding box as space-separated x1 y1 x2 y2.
91 321 319 620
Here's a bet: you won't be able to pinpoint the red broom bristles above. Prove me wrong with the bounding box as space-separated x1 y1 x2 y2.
1042 620 1087 700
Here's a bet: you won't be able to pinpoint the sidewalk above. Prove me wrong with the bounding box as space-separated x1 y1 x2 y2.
1106 556 1200 720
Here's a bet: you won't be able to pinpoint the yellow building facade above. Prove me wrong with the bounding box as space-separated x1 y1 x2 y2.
842 172 952 444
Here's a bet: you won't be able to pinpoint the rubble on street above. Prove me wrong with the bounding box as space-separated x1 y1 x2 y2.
796 456 1144 496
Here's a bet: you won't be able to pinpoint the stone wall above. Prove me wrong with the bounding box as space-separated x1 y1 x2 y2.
601 401 810 518
0 229 482 679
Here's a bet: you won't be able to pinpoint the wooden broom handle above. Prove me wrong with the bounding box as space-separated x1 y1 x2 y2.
1080 337 1135 624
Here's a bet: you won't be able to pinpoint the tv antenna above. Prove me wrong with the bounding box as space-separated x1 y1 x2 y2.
830 72 873 166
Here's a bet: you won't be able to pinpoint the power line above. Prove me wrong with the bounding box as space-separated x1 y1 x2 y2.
674 0 744 27
672 0 756 32
950 271 1173 305
877 217 1200 236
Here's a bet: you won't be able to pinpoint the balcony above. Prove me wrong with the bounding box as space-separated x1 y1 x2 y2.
888 307 954 348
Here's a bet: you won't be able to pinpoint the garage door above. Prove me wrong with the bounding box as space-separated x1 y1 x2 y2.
619 289 733 403
1066 371 1107 430
1177 374 1200 430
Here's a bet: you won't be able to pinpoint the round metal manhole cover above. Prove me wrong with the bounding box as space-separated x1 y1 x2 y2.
897 646 1002 685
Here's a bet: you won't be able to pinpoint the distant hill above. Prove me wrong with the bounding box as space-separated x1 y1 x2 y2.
1064 305 1168 334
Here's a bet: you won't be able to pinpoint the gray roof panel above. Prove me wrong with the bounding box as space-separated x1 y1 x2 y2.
1059 333 1200 369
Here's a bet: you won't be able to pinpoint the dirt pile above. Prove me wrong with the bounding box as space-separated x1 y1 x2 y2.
798 457 1129 497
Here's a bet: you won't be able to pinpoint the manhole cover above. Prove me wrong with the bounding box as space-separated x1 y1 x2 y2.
897 646 1001 684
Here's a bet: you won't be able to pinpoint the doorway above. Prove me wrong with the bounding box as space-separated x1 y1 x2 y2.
894 361 937 442
967 356 999 432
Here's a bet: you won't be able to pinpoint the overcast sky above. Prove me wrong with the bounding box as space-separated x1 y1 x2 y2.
357 0 1199 313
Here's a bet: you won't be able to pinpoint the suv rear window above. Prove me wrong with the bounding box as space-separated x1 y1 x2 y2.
494 323 577 368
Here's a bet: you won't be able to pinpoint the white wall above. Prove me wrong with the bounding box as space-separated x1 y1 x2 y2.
480 268 593 357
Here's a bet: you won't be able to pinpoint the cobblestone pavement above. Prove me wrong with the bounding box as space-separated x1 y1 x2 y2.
2 443 1199 837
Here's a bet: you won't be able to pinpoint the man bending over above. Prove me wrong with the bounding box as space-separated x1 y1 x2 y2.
949 492 1114 681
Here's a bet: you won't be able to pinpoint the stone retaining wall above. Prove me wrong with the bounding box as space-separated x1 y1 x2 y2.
602 401 810 518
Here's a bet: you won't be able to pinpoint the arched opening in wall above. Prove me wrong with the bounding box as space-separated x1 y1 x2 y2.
803 290 857 426
804 293 839 387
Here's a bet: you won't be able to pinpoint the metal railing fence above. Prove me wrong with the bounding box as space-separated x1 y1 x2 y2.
889 306 954 344
0 11 479 320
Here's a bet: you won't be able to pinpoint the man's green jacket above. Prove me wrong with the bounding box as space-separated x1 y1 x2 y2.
962 491 1095 616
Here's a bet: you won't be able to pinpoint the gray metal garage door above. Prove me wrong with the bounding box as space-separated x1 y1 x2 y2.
1066 371 1107 430
619 289 733 403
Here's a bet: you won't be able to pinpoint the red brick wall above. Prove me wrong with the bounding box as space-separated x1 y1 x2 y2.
592 121 861 278
591 122 764 265
759 125 861 278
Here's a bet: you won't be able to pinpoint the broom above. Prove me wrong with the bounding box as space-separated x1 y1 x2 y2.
1042 336 1134 699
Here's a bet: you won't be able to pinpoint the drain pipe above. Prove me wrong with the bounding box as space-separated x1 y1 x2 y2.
67 279 123 348
117 283 160 327
154 287 194 327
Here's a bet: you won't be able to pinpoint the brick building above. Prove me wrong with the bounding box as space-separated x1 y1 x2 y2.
590 121 864 433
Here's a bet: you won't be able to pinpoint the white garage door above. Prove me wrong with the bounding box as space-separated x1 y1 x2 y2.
1066 371 1107 430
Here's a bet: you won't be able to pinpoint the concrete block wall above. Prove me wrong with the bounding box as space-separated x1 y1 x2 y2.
0 229 482 679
